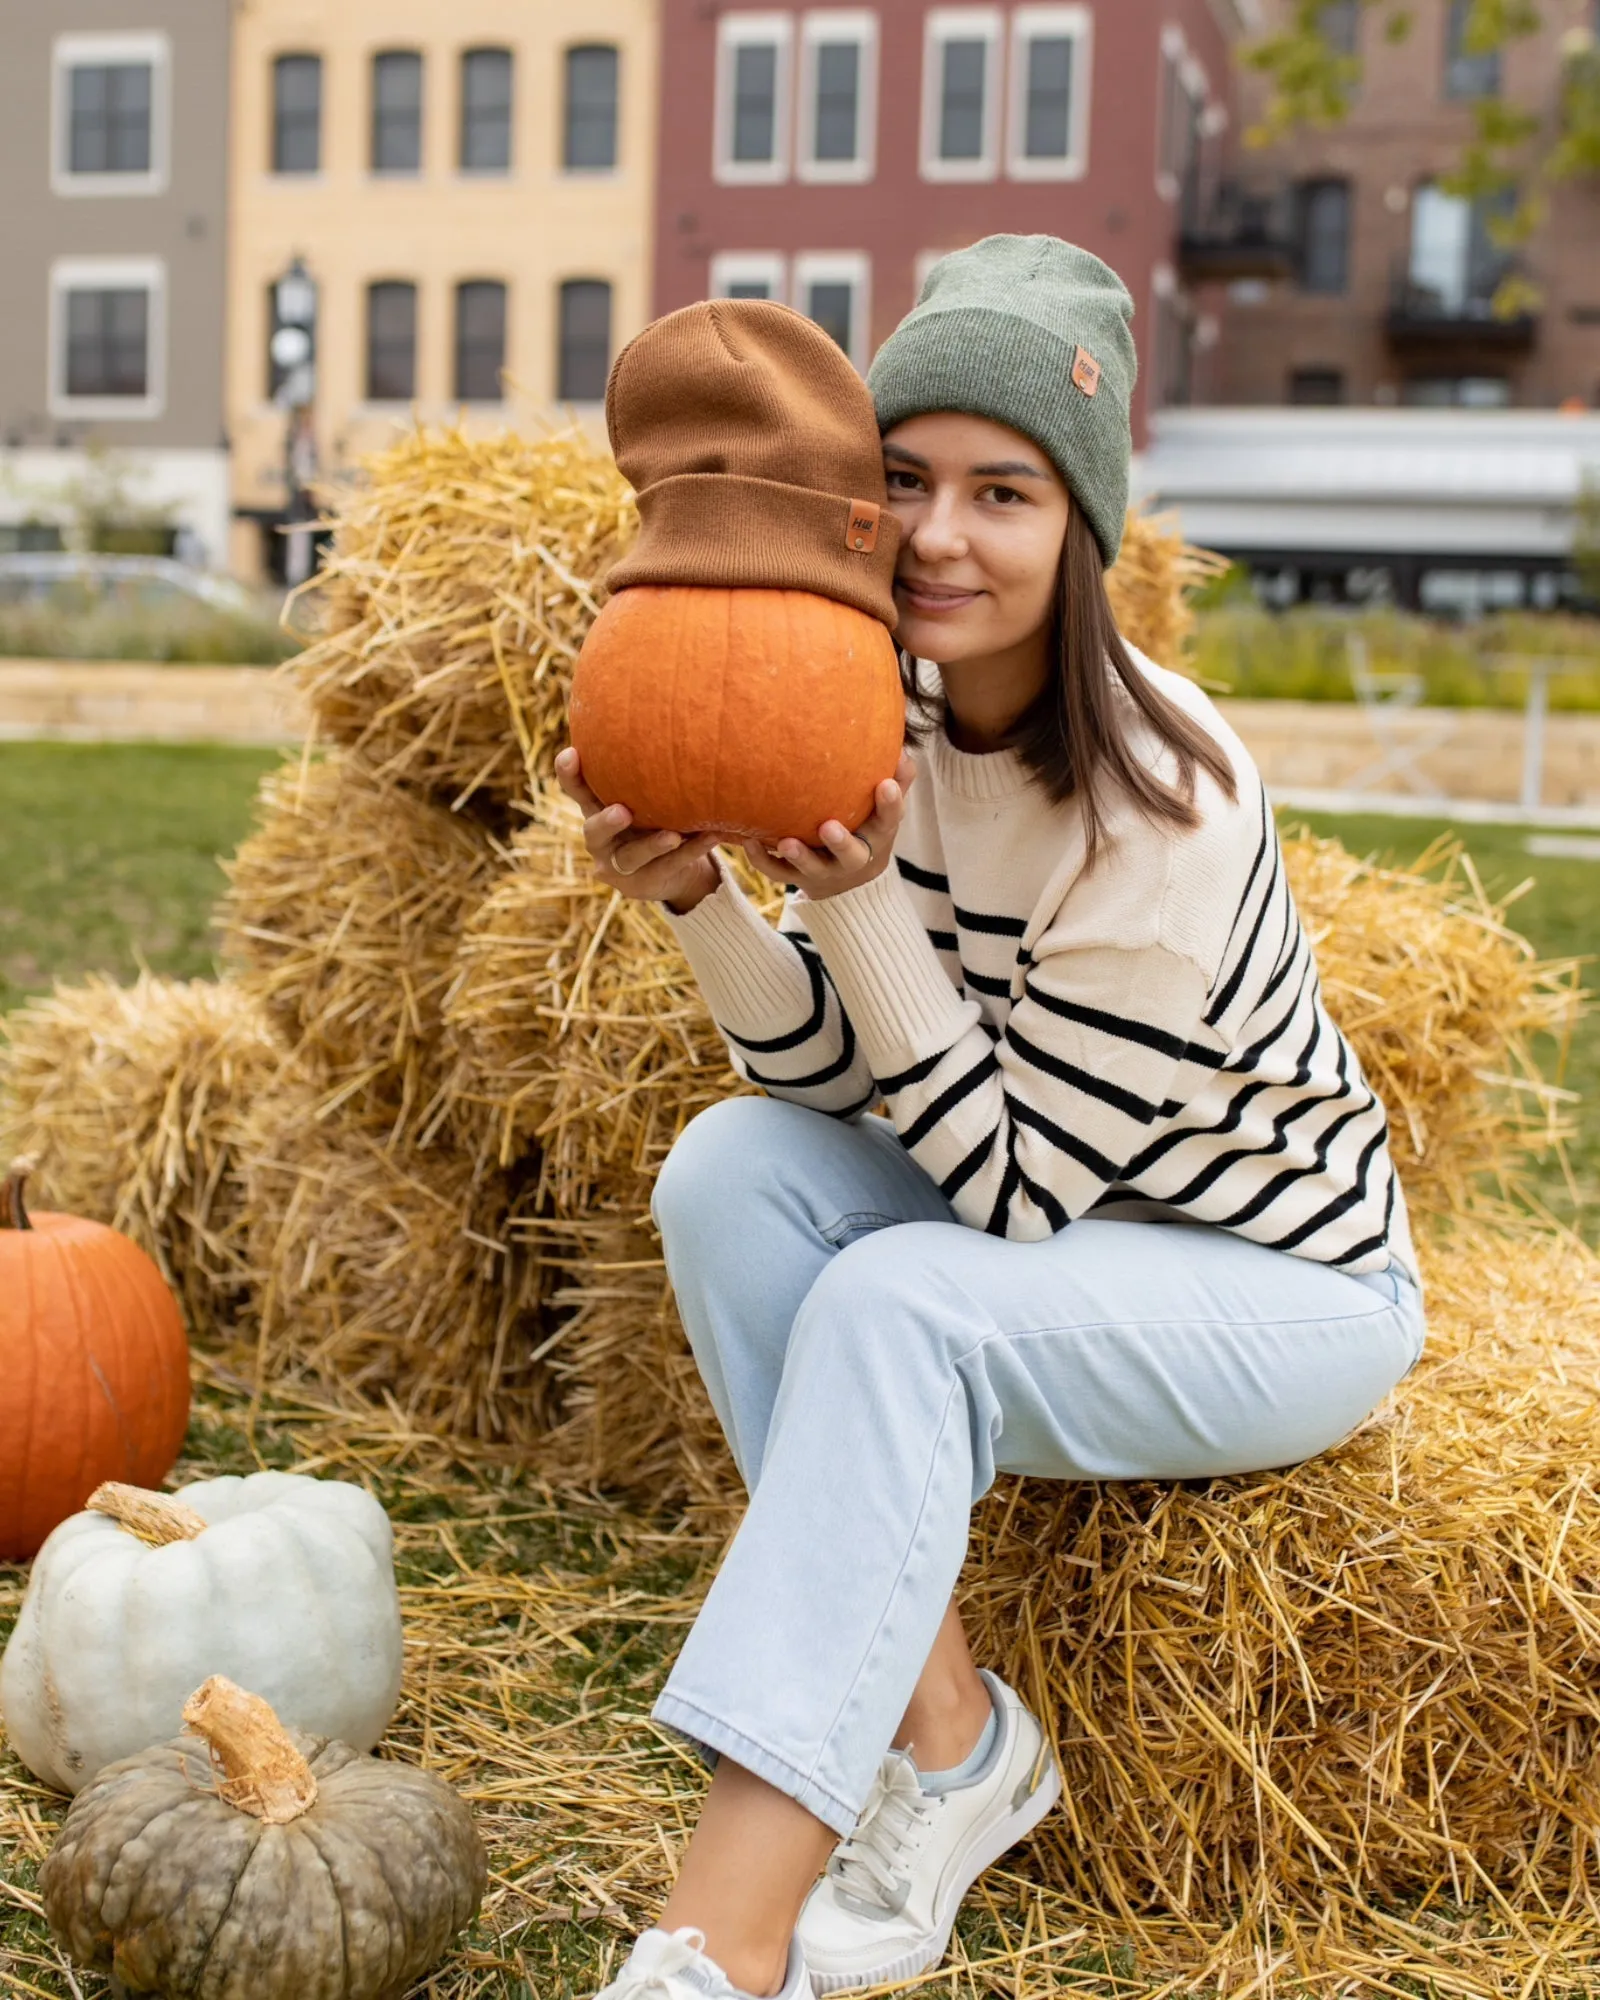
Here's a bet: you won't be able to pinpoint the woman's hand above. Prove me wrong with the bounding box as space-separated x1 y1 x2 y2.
554 747 722 914
743 754 917 903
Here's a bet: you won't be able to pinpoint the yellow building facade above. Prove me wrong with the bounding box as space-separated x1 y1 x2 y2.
226 0 657 580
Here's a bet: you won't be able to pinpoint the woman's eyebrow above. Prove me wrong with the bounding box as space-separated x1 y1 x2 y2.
970 460 1050 480
882 443 931 467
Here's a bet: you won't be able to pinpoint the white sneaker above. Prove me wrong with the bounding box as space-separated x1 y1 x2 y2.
798 1673 1061 1994
596 1926 810 2000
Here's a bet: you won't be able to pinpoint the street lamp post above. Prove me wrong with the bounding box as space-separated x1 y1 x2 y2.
271 257 318 587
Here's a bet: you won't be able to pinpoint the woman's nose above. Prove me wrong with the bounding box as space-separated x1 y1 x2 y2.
910 494 968 563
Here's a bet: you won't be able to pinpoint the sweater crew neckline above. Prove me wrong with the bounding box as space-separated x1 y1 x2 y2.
926 727 1031 803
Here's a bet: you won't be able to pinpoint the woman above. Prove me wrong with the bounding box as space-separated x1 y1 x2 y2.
555 235 1424 2000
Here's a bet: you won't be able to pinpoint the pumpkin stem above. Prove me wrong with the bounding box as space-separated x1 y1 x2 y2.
87 1482 209 1546
181 1677 319 1825
2 1157 35 1232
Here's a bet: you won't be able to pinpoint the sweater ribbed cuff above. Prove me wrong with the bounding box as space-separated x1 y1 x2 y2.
663 863 817 1040
798 868 976 1063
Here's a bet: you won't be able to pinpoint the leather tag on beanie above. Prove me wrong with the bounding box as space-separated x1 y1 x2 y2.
846 500 880 553
1071 347 1101 397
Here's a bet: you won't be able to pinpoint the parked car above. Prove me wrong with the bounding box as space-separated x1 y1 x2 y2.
0 554 255 615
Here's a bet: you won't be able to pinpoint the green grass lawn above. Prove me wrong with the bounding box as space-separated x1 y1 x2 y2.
0 744 1593 1235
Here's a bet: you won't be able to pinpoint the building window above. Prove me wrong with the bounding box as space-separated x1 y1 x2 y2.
1008 6 1091 179
49 258 164 418
372 50 424 173
794 252 870 369
1319 0 1359 57
454 280 506 401
271 54 322 173
1152 274 1192 408
1288 367 1346 404
798 12 876 182
1157 31 1206 209
558 279 613 402
461 48 513 172
716 14 793 182
1296 178 1350 293
1444 0 1500 97
1407 182 1511 314
366 282 418 401
564 45 620 170
922 8 1002 181
709 252 788 301
52 33 169 196
1401 375 1510 406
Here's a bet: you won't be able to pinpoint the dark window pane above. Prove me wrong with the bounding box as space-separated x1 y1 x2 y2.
1298 178 1350 292
558 279 612 400
65 288 149 397
1445 0 1500 96
939 39 986 160
366 282 417 400
565 45 619 168
1289 367 1345 404
726 280 772 299
69 63 152 174
1023 35 1073 158
813 41 859 161
454 281 506 400
372 50 423 172
732 43 777 161
806 280 854 353
461 48 512 170
1319 0 1358 56
272 54 321 172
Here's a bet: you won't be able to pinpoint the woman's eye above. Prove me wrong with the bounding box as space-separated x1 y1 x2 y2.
984 484 1025 506
885 469 923 492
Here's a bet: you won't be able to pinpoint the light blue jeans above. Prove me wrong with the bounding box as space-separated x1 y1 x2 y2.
649 1096 1425 1837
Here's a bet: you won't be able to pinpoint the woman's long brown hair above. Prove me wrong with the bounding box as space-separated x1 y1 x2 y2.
901 504 1236 865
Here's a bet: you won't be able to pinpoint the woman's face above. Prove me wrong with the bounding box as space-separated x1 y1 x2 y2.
881 411 1070 667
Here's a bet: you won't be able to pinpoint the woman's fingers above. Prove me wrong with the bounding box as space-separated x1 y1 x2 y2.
611 826 687 877
554 746 605 817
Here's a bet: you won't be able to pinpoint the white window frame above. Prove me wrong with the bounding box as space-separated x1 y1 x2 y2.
1155 26 1207 203
793 251 871 371
797 10 878 184
708 252 790 302
1006 6 1091 181
51 32 171 197
48 256 167 420
921 7 1002 183
714 12 794 185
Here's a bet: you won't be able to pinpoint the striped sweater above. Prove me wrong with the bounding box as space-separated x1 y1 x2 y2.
667 649 1416 1280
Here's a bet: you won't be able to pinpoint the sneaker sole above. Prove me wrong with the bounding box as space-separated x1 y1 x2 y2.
807 1753 1064 1996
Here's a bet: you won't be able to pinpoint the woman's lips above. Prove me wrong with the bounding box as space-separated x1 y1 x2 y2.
897 580 981 614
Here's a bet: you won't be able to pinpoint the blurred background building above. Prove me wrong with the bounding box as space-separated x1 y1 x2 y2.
0 0 231 565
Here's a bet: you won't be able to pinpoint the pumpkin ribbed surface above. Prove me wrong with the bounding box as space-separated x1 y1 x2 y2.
569 585 904 841
0 1206 190 1561
40 1724 487 2000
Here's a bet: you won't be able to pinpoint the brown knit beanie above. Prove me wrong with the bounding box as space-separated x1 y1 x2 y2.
603 299 900 628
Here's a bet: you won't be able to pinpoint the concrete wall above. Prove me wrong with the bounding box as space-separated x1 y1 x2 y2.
225 0 659 579
651 0 1248 442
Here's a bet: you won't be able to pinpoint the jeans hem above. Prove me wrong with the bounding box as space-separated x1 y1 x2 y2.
651 1691 859 1838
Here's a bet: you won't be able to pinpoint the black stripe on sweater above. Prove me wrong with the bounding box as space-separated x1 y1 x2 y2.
1007 1025 1166 1126
1021 981 1228 1070
899 1050 1001 1149
725 949 829 1055
897 856 949 892
1261 1112 1391 1251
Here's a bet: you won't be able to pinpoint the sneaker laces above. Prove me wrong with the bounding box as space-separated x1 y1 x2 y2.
598 1927 729 1999
826 1752 938 1914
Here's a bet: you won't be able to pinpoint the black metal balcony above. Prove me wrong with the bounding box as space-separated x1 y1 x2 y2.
1177 183 1298 284
1385 262 1539 350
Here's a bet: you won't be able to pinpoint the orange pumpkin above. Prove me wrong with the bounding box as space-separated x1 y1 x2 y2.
570 585 905 842
0 1159 190 1561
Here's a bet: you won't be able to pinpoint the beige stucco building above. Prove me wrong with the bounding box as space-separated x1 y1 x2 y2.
225 0 657 580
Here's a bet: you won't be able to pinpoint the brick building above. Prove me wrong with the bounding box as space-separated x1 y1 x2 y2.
650 0 1269 439
1217 0 1600 412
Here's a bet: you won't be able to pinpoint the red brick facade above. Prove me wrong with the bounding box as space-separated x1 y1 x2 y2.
651 0 1257 442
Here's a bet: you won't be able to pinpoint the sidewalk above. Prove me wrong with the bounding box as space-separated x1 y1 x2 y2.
1 661 1598 820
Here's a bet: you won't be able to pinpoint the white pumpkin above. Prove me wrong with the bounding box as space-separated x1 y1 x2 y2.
0 1472 405 1794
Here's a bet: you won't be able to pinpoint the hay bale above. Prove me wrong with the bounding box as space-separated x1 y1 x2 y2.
1282 830 1581 1215
290 427 635 807
443 788 779 1208
237 1090 554 1445
0 974 292 1337
220 752 502 1141
963 1221 1600 1937
1105 508 1229 668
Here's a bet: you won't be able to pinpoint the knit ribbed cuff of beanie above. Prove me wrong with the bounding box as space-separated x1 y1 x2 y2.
605 474 902 628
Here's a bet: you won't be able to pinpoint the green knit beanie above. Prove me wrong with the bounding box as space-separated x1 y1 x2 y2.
868 234 1136 568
